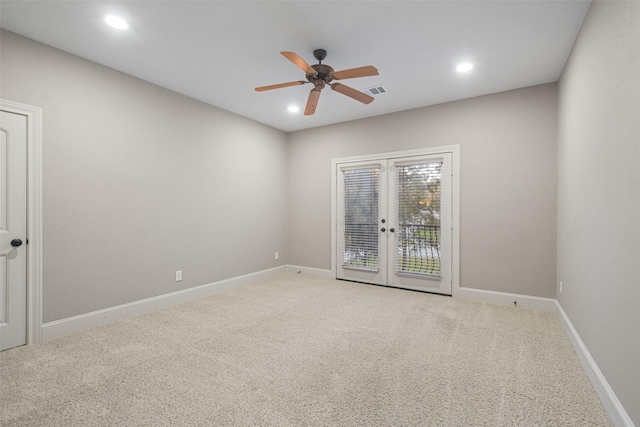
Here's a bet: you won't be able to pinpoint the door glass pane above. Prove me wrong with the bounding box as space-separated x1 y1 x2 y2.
396 162 442 276
342 167 379 270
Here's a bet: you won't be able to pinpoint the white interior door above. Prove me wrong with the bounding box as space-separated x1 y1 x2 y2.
0 111 28 351
337 153 452 295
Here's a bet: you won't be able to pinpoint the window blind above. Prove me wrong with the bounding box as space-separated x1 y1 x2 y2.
342 167 380 270
395 161 442 276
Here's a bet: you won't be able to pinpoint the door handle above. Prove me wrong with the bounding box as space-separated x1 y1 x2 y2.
389 228 395 233
11 239 23 247
381 228 386 232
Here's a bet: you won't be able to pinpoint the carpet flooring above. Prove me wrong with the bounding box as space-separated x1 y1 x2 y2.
1 274 612 426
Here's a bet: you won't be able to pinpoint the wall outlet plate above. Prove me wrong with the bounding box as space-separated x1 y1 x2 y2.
176 270 183 281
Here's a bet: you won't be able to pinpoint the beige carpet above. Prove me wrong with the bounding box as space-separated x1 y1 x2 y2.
1 274 611 426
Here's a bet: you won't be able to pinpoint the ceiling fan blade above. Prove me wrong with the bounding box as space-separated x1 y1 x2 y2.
330 83 374 104
281 51 318 75
332 65 379 80
255 81 307 92
304 89 321 115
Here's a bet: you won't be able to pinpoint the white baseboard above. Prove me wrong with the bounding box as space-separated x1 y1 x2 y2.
42 265 288 342
285 265 334 278
455 286 556 311
287 268 557 312
555 302 634 427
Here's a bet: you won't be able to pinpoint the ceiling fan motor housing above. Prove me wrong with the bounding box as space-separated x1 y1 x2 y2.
307 63 335 89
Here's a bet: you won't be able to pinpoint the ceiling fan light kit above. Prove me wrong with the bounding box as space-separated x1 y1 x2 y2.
255 49 379 116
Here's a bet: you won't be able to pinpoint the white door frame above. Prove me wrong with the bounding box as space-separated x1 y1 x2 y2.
331 145 460 296
1 99 43 345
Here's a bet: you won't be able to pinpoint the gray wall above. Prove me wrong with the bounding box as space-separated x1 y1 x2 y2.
557 1 640 424
0 30 289 323
288 84 558 298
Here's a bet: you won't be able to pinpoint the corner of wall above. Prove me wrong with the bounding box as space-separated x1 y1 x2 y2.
555 301 635 426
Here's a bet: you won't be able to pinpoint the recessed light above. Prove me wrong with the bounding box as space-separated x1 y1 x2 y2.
456 63 473 73
287 106 300 113
105 15 128 30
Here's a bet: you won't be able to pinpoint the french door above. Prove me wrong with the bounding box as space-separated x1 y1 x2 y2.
336 153 452 295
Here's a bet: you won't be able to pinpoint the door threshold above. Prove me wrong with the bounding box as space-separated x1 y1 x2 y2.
336 278 452 297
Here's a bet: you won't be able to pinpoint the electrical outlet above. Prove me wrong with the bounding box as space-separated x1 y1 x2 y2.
275 252 279 260
176 270 182 282
559 280 563 294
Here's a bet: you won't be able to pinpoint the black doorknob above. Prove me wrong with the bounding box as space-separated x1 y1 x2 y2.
381 228 386 232
11 239 22 247
390 228 395 233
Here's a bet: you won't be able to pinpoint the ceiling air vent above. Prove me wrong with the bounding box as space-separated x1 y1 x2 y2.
363 85 387 96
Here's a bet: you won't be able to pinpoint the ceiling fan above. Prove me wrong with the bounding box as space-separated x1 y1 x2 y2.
255 49 379 115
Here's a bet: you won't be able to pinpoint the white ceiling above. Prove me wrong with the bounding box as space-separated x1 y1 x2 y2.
0 1 591 132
